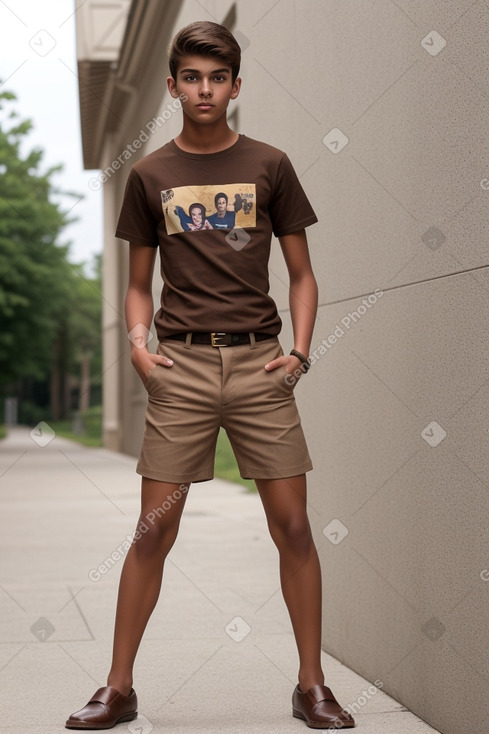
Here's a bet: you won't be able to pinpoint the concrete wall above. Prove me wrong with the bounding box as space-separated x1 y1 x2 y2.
94 1 489 731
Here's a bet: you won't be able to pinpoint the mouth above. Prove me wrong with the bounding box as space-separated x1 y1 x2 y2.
196 103 214 109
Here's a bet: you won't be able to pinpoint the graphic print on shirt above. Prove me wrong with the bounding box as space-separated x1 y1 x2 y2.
161 184 256 235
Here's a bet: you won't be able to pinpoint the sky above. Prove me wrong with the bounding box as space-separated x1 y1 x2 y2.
0 0 102 273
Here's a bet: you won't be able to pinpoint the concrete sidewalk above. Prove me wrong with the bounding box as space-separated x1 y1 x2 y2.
0 426 440 733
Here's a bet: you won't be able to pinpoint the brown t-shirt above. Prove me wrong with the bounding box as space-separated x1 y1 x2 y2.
115 134 317 339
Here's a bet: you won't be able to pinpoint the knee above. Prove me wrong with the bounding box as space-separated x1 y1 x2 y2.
270 515 313 555
132 516 179 559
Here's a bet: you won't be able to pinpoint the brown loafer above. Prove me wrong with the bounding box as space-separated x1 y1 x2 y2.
65 686 138 729
292 684 355 729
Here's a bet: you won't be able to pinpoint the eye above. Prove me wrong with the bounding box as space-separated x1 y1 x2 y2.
184 75 197 82
214 75 226 82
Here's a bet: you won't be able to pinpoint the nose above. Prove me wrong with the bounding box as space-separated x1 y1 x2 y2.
199 78 212 97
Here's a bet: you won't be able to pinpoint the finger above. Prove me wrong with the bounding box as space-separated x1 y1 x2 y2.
157 355 174 367
264 357 284 371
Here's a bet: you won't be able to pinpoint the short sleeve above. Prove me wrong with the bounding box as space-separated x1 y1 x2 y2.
268 154 318 238
115 167 158 247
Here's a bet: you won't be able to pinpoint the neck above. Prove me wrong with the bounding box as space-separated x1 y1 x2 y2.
175 114 238 153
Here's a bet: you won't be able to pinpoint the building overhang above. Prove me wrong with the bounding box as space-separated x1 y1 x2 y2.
75 0 178 169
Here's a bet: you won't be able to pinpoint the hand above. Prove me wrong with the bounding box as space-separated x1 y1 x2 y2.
264 354 304 387
131 349 173 384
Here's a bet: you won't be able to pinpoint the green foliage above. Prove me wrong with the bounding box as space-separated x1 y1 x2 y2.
0 88 101 400
0 89 75 383
50 405 103 447
214 428 256 491
67 254 103 376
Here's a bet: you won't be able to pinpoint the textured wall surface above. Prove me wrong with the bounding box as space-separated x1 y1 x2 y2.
245 3 488 732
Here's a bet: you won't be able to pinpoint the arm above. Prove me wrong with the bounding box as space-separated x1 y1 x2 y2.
125 242 173 383
264 229 318 381
174 205 191 230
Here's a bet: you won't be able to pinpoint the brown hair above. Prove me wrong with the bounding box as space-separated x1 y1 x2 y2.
168 21 241 82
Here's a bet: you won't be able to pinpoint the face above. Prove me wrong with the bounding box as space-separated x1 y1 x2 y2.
216 197 227 212
168 55 241 126
190 206 203 227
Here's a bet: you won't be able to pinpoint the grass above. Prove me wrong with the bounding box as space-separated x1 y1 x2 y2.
214 427 256 492
49 405 103 448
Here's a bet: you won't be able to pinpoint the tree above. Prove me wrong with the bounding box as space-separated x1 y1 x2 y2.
67 254 103 414
0 89 76 382
0 88 101 422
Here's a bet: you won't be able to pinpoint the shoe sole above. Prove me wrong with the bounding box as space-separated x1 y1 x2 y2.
65 711 138 730
293 707 355 729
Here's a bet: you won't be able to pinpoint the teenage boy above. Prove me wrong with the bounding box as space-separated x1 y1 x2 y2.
66 21 355 731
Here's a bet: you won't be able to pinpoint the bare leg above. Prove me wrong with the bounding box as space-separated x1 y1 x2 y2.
255 474 324 692
106 478 190 695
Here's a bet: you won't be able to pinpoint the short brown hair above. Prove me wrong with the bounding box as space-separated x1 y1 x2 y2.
168 21 241 82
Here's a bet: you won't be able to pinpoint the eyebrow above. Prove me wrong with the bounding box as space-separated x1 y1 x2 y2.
179 68 230 75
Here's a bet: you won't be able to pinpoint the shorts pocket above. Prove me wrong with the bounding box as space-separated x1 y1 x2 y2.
144 365 159 392
281 365 299 390
270 364 297 392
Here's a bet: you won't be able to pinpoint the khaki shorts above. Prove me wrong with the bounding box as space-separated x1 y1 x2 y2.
136 335 312 483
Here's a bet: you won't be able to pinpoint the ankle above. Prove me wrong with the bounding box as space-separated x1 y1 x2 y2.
106 674 133 697
298 671 325 692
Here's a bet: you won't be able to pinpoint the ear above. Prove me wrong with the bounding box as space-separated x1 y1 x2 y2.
230 76 242 100
167 76 179 99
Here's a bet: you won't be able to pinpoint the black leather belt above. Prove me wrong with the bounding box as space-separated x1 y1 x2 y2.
166 332 275 347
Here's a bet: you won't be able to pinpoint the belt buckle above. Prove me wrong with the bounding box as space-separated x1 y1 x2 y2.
210 332 228 347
